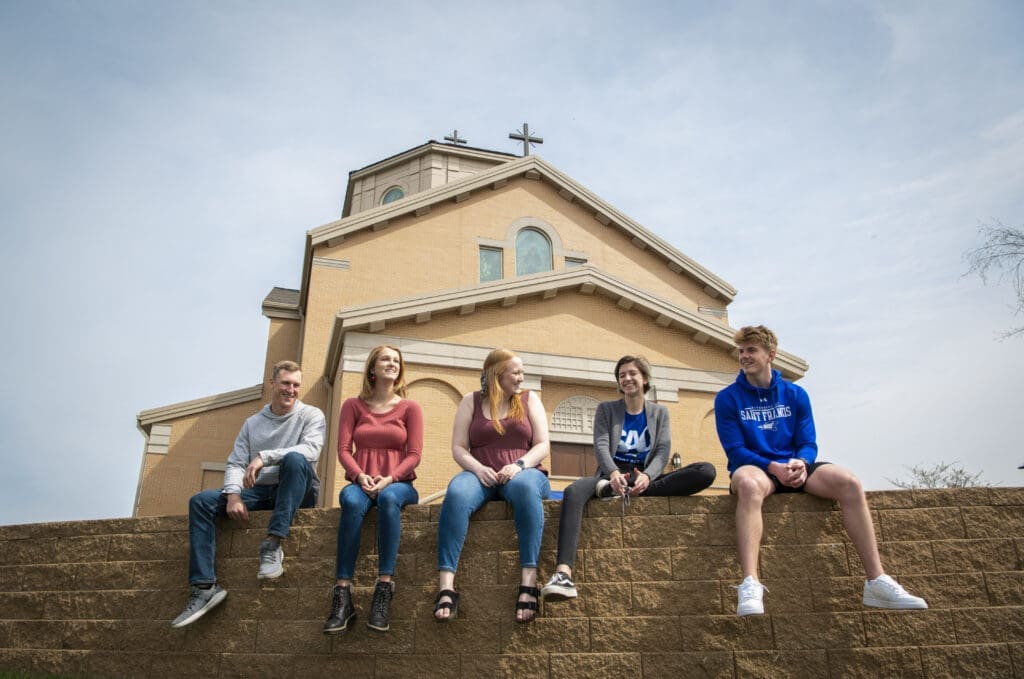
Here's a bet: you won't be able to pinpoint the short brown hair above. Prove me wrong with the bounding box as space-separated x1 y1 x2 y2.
732 326 778 353
271 360 301 381
614 355 652 393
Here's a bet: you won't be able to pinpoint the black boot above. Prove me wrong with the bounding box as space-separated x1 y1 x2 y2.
367 580 394 632
322 584 355 634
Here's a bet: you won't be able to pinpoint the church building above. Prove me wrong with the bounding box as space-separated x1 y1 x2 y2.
133 137 808 516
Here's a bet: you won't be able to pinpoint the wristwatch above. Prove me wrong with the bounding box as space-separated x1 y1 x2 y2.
514 459 526 469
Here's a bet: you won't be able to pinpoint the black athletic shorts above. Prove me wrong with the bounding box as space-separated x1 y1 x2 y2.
729 461 831 494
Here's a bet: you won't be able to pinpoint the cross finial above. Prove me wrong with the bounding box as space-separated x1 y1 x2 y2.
444 130 467 145
509 123 543 156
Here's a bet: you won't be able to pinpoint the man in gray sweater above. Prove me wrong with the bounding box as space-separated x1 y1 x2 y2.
171 360 326 628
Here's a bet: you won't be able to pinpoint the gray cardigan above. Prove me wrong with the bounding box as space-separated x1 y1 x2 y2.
592 398 671 479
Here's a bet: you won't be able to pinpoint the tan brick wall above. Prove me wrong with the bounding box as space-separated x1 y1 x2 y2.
134 400 262 517
262 317 301 384
3 488 1021 678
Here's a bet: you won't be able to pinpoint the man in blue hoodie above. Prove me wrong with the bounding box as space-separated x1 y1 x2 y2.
715 325 927 616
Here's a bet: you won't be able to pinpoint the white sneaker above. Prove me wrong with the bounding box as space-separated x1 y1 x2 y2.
541 571 578 600
735 576 766 616
595 479 613 499
863 574 928 609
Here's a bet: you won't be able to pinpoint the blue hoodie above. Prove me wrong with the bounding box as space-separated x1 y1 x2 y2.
714 368 818 474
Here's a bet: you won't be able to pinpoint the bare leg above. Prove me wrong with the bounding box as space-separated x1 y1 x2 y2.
731 466 775 579
804 465 883 579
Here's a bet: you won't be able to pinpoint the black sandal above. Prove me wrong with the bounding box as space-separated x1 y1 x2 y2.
433 589 459 622
516 585 540 624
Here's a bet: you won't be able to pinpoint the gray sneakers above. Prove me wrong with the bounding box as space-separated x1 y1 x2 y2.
541 571 578 600
258 538 284 579
863 574 928 609
171 584 227 628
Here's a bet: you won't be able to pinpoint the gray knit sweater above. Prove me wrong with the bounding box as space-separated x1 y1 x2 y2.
222 401 326 496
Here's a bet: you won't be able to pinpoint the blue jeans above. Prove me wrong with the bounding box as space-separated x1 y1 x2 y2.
437 469 550 573
187 451 315 585
335 481 419 580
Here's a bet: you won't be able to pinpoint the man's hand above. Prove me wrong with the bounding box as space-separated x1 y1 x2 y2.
225 493 249 523
243 456 265 489
769 459 806 488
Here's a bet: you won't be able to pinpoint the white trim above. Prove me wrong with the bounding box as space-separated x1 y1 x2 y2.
138 384 264 427
336 331 733 401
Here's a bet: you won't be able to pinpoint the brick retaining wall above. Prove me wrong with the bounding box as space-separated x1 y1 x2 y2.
1 488 1022 678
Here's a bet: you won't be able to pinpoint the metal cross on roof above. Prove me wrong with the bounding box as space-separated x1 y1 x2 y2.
509 123 543 156
444 130 467 145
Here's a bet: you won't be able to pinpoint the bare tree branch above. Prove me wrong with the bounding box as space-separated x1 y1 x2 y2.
886 460 988 489
964 220 1024 338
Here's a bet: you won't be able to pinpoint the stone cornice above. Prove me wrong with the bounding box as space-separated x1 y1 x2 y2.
322 266 806 383
137 384 264 429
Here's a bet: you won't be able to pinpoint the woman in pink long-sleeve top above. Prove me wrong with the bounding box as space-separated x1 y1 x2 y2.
323 345 423 634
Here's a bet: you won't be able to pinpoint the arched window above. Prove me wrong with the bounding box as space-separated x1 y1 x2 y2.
381 186 404 205
515 228 552 276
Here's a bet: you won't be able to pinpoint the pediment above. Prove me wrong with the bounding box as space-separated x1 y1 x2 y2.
303 155 736 312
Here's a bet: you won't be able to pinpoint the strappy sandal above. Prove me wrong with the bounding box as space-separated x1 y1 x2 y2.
433 589 459 622
515 585 540 624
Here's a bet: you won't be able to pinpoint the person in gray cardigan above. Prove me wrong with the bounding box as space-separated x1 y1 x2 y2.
171 360 326 628
541 355 716 600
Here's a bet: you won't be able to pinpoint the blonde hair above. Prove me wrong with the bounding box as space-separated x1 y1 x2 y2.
359 345 408 399
481 348 525 434
733 325 778 353
271 360 301 381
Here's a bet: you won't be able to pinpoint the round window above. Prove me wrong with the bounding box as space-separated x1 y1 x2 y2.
381 187 404 204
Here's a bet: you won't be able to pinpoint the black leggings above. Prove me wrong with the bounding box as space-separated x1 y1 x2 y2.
553 462 717 569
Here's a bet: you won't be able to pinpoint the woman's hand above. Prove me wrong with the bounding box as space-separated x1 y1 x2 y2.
474 465 500 487
366 475 393 496
357 473 375 494
610 470 630 497
628 471 651 496
496 463 521 484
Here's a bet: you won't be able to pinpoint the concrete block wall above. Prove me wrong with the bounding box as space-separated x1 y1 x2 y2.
1 487 1022 678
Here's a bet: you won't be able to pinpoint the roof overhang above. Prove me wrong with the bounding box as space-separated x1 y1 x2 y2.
137 384 263 430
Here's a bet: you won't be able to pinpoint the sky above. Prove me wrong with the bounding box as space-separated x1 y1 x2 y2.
1 0 1022 526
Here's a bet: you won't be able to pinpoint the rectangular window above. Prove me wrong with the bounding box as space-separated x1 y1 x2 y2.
479 247 503 282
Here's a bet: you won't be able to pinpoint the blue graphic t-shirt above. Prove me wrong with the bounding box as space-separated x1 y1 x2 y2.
613 409 651 467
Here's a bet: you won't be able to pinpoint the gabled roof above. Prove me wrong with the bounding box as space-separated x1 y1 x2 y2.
300 154 737 312
262 287 300 320
322 265 805 383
